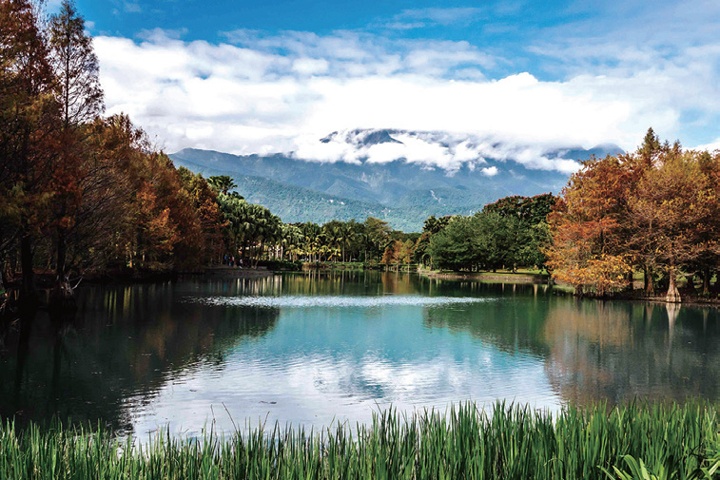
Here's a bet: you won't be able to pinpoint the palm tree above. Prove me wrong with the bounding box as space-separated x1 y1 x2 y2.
339 222 355 262
302 223 322 262
208 175 237 195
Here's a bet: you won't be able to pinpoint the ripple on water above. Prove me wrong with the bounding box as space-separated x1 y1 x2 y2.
187 295 492 308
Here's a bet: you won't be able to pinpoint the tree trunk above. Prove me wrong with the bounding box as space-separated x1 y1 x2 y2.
55 232 70 282
702 266 710 296
665 266 681 303
644 265 654 295
20 233 37 307
625 270 634 292
50 231 76 310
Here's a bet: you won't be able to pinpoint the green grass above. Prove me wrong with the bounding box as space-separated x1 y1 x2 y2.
1 402 719 479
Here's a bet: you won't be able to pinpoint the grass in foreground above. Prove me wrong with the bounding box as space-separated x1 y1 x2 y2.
1 402 719 479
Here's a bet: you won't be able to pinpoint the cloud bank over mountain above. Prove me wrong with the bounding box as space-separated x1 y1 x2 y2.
292 129 584 174
92 0 720 173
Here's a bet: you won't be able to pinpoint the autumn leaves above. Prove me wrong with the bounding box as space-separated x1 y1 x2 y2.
547 129 720 301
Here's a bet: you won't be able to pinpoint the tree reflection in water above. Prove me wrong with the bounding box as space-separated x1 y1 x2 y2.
421 281 720 407
0 280 279 433
1 273 719 434
543 300 720 406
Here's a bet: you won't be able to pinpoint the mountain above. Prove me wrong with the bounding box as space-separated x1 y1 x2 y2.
169 130 623 231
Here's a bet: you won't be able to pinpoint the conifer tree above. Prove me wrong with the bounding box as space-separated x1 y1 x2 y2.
0 0 57 304
47 0 104 298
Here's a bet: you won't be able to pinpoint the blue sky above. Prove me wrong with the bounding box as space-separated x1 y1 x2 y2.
48 0 720 171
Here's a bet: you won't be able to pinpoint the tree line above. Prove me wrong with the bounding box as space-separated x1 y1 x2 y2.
4 1 716 309
410 194 554 272
0 0 252 307
547 128 720 302
0 0 420 297
0 0 564 304
215 186 419 268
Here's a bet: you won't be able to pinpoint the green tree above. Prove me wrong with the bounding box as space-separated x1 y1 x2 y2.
423 215 451 235
474 212 517 271
364 217 390 262
428 216 479 271
208 175 238 195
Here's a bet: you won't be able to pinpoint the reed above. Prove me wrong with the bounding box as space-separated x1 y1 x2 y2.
1 401 719 479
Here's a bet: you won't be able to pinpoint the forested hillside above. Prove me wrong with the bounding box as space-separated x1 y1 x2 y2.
170 141 622 231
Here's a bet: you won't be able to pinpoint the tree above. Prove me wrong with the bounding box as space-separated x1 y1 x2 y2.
47 0 104 297
547 129 720 301
474 212 517 271
381 240 402 268
208 175 237 195
625 149 719 302
483 193 555 225
427 216 479 271
339 221 355 262
280 223 303 261
399 239 414 271
423 215 451 235
638 127 662 165
178 167 226 265
62 115 140 273
546 153 634 295
48 0 103 128
0 0 58 303
482 194 555 271
364 217 390 262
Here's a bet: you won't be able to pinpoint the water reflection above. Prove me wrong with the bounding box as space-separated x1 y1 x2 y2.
0 281 279 432
543 300 720 406
1 272 718 437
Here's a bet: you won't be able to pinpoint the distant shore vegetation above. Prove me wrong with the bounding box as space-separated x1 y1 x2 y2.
423 128 720 303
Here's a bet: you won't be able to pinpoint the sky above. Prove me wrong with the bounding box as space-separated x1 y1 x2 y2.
47 0 720 172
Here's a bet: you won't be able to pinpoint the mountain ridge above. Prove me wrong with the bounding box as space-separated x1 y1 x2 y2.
170 131 623 231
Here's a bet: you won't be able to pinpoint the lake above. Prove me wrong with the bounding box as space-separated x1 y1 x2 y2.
1 271 718 439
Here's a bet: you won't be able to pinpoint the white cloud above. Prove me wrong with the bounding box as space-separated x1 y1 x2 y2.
481 166 499 176
400 7 486 25
291 58 329 76
137 27 188 42
383 7 486 29
692 139 720 152
123 1 141 13
93 27 720 173
525 0 720 146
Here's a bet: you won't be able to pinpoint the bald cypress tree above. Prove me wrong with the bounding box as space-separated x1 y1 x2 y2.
47 0 104 302
48 0 103 129
0 0 57 305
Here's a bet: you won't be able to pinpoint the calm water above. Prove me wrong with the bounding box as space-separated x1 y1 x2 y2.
1 271 718 438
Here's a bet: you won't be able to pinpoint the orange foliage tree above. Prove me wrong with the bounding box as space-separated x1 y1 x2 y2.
547 129 720 301
0 0 58 301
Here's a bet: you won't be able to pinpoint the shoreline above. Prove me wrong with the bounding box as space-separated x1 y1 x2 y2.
2 266 275 291
5 266 719 308
417 269 720 307
202 266 274 279
421 270 550 284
